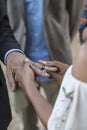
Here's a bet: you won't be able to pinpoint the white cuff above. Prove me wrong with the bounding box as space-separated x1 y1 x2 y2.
4 49 24 65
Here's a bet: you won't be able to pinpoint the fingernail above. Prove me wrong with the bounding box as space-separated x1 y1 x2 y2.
43 72 49 76
39 60 47 64
45 73 49 76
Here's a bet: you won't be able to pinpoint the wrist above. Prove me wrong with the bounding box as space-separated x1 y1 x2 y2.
23 80 37 91
24 81 39 99
4 49 24 65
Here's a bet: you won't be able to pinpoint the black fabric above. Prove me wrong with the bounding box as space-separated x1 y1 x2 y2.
0 66 11 130
0 0 21 63
0 0 21 129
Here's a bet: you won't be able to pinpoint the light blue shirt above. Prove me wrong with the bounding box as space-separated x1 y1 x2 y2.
4 0 51 82
25 0 51 82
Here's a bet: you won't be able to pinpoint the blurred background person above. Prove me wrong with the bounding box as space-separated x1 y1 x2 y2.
6 0 84 130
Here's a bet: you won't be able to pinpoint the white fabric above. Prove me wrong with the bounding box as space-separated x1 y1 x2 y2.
48 66 87 130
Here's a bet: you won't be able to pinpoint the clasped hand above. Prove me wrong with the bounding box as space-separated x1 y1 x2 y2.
6 51 68 91
14 60 69 91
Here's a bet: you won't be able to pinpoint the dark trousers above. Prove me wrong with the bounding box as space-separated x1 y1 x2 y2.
0 66 11 130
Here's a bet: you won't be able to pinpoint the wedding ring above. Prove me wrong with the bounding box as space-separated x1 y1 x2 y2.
41 64 45 70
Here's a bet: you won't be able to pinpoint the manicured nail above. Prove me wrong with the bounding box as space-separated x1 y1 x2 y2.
39 60 47 64
42 71 49 76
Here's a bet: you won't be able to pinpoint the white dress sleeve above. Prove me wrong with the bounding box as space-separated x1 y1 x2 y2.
47 66 87 130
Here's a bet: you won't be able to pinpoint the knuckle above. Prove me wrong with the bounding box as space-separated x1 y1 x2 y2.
54 60 57 63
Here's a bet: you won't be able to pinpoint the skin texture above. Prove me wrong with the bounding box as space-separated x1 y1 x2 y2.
7 50 66 91
38 60 69 85
6 52 50 91
31 60 68 86
82 27 87 42
72 42 87 83
6 52 28 91
14 42 87 128
14 60 69 127
14 63 52 127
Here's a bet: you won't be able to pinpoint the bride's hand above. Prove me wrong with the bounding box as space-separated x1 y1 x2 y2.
39 60 69 85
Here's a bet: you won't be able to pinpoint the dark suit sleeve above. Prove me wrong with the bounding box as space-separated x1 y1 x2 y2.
0 66 12 129
0 0 21 63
